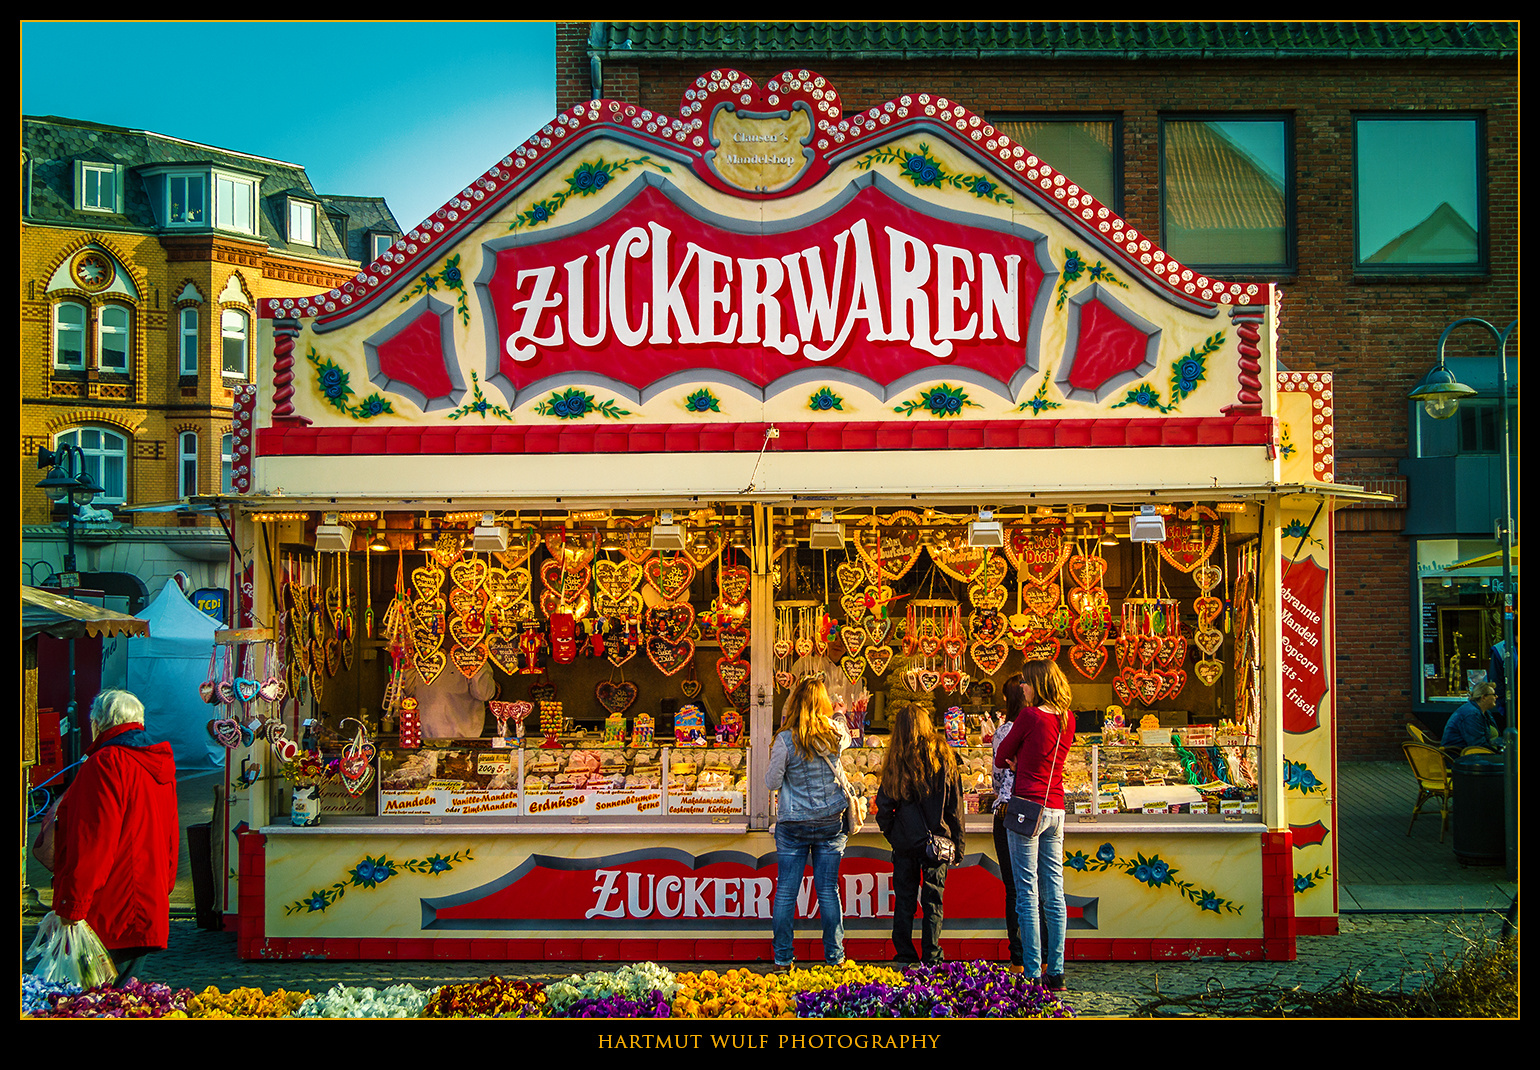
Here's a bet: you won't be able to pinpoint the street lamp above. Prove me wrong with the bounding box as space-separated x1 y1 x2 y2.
35 445 106 590
1410 316 1519 880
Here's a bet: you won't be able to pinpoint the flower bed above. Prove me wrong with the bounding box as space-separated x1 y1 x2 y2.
23 962 1076 1019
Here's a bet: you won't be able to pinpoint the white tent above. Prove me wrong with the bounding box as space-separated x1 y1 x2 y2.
127 578 223 779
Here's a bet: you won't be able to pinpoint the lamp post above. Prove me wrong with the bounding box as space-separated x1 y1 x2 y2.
1409 316 1518 880
34 445 107 769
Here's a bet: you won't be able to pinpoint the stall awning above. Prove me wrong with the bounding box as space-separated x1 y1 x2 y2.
22 586 151 641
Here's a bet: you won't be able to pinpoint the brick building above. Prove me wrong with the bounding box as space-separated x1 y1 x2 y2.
22 116 401 611
553 22 1518 758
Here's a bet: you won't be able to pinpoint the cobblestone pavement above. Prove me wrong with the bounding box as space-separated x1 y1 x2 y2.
22 912 1512 1017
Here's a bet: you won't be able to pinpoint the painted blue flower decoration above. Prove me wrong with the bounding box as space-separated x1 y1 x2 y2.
306 892 328 912
809 386 844 412
972 178 996 199
1065 850 1090 872
427 855 452 874
351 857 396 888
1284 759 1324 794
1064 252 1084 279
1174 355 1205 395
442 264 462 287
1199 892 1222 913
1097 843 1116 864
532 204 550 222
1295 875 1312 893
683 388 720 414
319 367 345 400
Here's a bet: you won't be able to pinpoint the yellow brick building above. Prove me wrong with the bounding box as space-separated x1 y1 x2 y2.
22 116 401 610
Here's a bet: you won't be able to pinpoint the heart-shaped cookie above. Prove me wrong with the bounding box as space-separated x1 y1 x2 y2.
487 634 520 674
451 642 488 677
719 625 750 661
1071 608 1110 648
545 528 599 570
772 636 792 659
1194 628 1225 657
595 590 645 619
604 632 638 668
1112 673 1135 706
1067 553 1108 591
1069 644 1108 679
716 656 751 694
646 601 696 644
594 558 644 599
970 610 1007 645
646 635 693 676
447 610 487 651
854 511 925 583
217 680 237 705
1006 517 1071 586
234 676 262 706
969 582 1010 612
1023 639 1061 663
839 591 868 621
414 646 447 686
1158 505 1220 572
969 640 1010 675
832 654 861 683
596 680 639 715
865 645 893 676
916 669 941 693
1068 586 1108 616
644 554 696 601
449 557 489 592
1194 596 1224 628
794 635 813 657
608 516 654 563
1132 670 1164 705
682 528 728 570
260 675 287 704
1193 563 1223 592
1160 667 1188 700
717 564 751 605
940 671 962 694
538 587 592 621
490 528 540 570
864 617 892 648
681 675 703 699
208 718 242 749
1020 583 1060 617
774 670 796 691
1195 659 1224 687
836 559 870 594
921 527 990 583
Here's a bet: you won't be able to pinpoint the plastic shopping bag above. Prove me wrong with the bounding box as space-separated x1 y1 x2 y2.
25 913 118 989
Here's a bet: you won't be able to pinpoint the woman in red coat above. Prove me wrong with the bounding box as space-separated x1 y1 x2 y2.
52 689 179 983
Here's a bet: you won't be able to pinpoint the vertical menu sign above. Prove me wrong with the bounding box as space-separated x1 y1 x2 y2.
1280 558 1328 733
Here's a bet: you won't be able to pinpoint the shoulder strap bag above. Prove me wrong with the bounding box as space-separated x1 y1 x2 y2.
1003 712 1065 838
821 750 866 835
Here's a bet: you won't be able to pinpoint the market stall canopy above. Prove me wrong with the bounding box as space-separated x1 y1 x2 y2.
22 585 151 641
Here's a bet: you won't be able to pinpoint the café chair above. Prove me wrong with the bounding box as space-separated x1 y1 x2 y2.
1402 742 1454 843
1406 722 1431 744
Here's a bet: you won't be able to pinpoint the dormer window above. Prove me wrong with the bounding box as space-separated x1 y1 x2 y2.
288 198 317 245
76 162 122 213
370 231 397 261
156 167 258 234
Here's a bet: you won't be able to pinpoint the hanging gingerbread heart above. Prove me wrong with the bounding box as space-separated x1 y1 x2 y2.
339 722 377 796
719 625 750 661
1023 639 1061 662
595 589 645 618
1194 596 1224 628
1112 673 1135 706
208 718 242 749
1021 583 1060 616
643 554 696 601
1068 586 1109 616
1158 506 1220 572
646 601 696 644
1132 670 1164 705
596 680 639 716
1195 659 1225 687
608 517 655 563
449 557 489 592
594 559 644 600
1194 563 1223 592
682 528 728 571
538 586 592 621
969 583 1010 612
431 531 464 569
865 645 894 676
450 643 489 677
487 634 520 674
1067 553 1108 591
646 635 693 676
835 559 869 595
1155 633 1188 671
490 527 540 570
1195 628 1225 657
970 610 1007 645
234 676 262 706
774 670 796 691
773 636 792 659
841 625 868 658
716 656 751 694
545 527 599 570
917 668 942 693
1160 667 1188 700
864 616 892 648
854 511 925 582
1069 643 1108 679
941 670 962 694
839 590 868 621
604 630 638 668
1005 517 1072 586
717 564 751 605
969 640 1010 675
259 674 287 704
415 646 447 686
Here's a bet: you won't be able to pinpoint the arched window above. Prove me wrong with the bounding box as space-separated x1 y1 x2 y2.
99 304 131 372
179 431 199 497
54 302 87 369
54 427 129 505
221 308 249 378
180 307 200 375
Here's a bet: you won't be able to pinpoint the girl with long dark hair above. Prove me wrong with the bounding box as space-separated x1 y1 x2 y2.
992 672 1025 970
876 702 966 964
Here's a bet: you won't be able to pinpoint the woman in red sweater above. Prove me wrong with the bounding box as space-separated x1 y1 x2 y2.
992 659 1074 991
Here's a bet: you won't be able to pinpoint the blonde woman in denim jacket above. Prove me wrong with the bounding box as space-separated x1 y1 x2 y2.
766 675 852 968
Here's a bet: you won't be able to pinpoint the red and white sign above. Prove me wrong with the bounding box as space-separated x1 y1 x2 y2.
485 183 1047 393
1280 557 1328 733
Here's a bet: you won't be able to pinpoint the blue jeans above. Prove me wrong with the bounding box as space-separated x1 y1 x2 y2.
772 816 847 965
1007 808 1066 977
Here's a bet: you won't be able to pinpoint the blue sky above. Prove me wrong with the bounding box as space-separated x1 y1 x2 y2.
22 22 557 233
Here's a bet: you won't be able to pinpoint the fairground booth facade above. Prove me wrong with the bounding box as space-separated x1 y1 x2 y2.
224 65 1359 963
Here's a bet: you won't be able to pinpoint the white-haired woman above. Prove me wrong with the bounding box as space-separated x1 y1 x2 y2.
52 689 179 983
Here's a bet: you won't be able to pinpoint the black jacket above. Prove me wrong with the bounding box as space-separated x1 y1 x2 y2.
876 761 966 857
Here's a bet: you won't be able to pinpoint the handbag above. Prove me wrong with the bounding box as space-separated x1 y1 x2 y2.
821 751 866 835
1002 713 1065 838
31 792 61 873
924 831 958 865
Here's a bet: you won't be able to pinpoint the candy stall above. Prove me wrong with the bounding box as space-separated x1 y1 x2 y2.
220 70 1354 962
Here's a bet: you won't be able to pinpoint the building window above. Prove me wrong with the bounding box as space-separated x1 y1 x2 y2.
168 174 206 225
221 308 249 378
54 302 87 369
98 305 131 372
78 163 118 213
1160 117 1292 271
55 427 128 505
179 308 200 375
288 199 316 245
370 232 397 261
1355 115 1484 272
1415 538 1507 704
215 174 256 234
179 432 198 497
221 433 234 493
993 117 1120 211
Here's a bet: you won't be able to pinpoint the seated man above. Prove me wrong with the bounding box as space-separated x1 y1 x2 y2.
1440 681 1501 755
